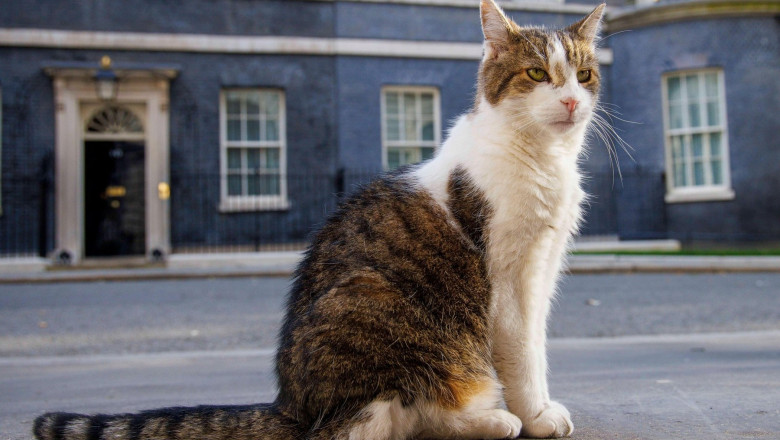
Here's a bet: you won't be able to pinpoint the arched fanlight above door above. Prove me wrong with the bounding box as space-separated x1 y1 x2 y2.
85 105 144 135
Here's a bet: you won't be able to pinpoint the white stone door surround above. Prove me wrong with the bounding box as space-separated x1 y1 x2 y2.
46 64 176 264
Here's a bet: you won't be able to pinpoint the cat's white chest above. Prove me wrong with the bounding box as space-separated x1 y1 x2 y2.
487 157 582 250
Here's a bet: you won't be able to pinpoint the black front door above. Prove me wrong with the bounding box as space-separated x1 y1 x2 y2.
84 141 146 257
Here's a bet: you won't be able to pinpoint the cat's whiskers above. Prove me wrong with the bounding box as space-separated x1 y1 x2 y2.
588 114 621 180
586 103 636 184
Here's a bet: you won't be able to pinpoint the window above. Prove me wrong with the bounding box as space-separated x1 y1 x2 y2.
220 89 287 211
381 87 440 170
662 70 733 203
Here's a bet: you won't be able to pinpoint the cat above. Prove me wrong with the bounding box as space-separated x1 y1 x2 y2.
33 1 605 439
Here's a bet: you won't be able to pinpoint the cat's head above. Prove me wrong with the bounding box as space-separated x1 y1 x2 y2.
477 0 605 138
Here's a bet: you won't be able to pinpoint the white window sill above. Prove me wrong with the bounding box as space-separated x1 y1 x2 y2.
665 187 735 204
219 198 290 213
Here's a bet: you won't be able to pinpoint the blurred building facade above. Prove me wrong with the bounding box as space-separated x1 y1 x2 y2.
0 0 778 263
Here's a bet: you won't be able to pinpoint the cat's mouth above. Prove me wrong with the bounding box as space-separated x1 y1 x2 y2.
549 120 578 132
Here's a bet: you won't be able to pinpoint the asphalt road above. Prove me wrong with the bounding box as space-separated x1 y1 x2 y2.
1 273 778 357
1 273 779 439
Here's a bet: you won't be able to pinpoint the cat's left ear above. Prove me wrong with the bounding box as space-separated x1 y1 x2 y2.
567 3 606 43
480 0 515 60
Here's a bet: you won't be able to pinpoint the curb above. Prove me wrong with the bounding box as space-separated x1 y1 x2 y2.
1 252 779 284
568 254 780 274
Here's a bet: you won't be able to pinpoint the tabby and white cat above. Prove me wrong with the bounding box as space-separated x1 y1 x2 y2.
34 1 605 439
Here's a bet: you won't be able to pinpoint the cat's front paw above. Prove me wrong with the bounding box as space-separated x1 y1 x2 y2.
480 408 523 439
521 401 573 438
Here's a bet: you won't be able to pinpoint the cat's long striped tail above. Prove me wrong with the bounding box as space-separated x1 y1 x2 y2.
33 403 303 440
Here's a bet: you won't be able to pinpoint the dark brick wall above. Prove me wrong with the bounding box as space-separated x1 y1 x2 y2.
609 16 780 242
0 0 335 37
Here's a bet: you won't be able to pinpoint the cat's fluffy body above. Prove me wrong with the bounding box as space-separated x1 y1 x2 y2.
33 1 605 439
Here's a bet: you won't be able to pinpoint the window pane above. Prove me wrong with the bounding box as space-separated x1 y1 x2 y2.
674 162 687 187
707 101 720 127
246 93 260 116
386 118 400 141
247 174 260 196
711 159 723 185
421 120 434 141
402 148 417 165
227 148 242 170
246 174 280 196
246 119 260 141
226 93 241 115
421 93 434 117
247 149 261 169
672 135 688 188
262 175 281 195
265 148 280 169
227 119 242 141
263 92 279 117
692 134 704 159
685 75 699 100
421 147 435 161
669 104 683 130
404 117 418 141
693 161 705 186
704 72 719 98
710 132 722 157
671 136 684 161
385 92 399 115
227 175 242 196
667 77 681 102
403 93 416 118
686 75 701 127
265 119 279 141
688 102 701 127
387 148 401 170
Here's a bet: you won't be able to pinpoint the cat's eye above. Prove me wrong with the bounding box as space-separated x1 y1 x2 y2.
527 68 548 82
577 70 592 83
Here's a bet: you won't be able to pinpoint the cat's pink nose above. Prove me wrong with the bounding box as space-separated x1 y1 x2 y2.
561 98 579 113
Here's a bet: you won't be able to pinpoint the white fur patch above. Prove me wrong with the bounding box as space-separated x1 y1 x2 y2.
103 418 131 439
348 397 419 440
63 418 89 440
549 35 568 77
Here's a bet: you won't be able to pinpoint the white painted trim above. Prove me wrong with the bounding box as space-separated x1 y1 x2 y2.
47 73 172 263
219 89 289 212
664 187 735 204
573 239 681 252
316 0 596 14
380 86 442 170
0 28 614 64
661 68 734 203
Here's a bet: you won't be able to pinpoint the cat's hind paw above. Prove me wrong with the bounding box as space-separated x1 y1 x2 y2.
520 401 573 438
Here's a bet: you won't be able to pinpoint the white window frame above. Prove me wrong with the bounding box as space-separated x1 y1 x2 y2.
381 86 441 170
662 69 734 203
219 89 289 212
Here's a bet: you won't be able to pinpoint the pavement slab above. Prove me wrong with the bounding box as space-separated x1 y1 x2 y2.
2 330 778 440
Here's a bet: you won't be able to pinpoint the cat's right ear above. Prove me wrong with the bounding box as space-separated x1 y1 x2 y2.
480 0 513 60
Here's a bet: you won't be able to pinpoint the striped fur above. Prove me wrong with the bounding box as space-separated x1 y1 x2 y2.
33 1 605 439
34 405 303 440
